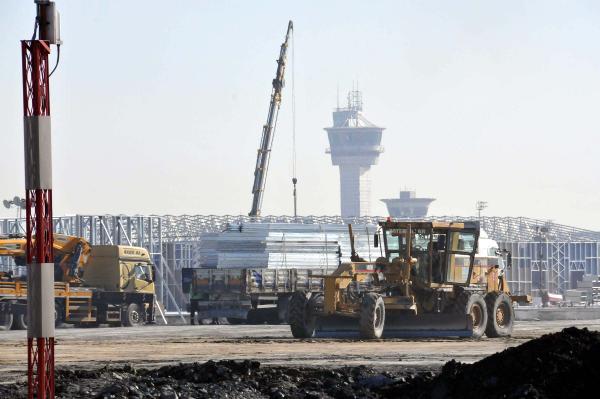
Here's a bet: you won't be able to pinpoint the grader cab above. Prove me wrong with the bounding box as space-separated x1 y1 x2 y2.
289 220 522 339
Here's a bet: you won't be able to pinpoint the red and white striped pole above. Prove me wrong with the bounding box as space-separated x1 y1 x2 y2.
21 2 61 397
22 38 55 399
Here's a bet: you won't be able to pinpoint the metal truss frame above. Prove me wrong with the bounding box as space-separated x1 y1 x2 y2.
158 215 600 242
0 215 184 317
3 214 600 308
501 241 600 296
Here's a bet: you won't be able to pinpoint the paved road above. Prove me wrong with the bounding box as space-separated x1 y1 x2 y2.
1 319 599 382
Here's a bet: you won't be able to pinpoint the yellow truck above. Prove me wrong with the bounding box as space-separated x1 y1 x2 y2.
0 236 156 329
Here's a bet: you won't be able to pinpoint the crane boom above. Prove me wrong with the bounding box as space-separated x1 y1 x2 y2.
0 234 91 283
249 20 293 217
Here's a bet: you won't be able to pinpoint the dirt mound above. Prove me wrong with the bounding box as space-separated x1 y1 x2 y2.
1 360 414 398
0 327 596 398
380 327 600 398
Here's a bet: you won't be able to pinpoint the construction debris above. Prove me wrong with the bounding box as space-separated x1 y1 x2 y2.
564 274 600 305
0 327 597 398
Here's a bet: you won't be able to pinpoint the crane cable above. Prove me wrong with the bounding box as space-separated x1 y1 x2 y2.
291 28 297 180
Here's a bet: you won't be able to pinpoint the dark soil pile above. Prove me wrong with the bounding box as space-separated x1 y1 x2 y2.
0 360 424 399
380 326 600 399
0 327 597 399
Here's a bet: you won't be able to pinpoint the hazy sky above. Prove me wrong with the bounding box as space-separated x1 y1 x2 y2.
1 1 598 229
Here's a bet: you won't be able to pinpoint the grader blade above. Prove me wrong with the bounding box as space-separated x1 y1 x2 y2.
382 312 474 338
313 314 361 338
314 313 474 338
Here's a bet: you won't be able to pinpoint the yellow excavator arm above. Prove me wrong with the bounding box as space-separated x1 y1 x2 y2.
0 234 91 283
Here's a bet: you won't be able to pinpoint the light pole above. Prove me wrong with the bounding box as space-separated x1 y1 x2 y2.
3 196 27 219
476 201 488 219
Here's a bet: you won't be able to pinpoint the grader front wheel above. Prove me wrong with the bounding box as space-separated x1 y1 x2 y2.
289 290 322 338
359 293 385 339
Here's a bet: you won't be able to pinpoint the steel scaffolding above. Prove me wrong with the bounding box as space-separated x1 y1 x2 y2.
2 214 599 309
0 215 183 314
500 241 600 296
157 215 600 242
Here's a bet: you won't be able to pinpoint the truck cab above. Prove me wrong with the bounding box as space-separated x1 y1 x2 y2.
74 245 155 327
83 245 155 294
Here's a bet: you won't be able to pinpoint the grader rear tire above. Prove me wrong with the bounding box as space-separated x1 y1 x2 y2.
484 292 514 337
359 293 385 339
289 290 321 338
455 293 488 339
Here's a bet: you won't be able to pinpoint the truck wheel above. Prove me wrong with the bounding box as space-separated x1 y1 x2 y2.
277 295 291 324
196 315 213 325
289 290 321 338
13 304 65 330
359 293 385 339
12 313 27 330
455 293 487 339
123 303 144 327
55 302 65 328
0 310 13 331
484 292 514 337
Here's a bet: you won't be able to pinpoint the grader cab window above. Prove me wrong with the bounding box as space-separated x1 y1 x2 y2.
411 229 431 281
445 231 476 284
384 227 433 282
384 229 405 254
411 230 431 254
431 233 447 283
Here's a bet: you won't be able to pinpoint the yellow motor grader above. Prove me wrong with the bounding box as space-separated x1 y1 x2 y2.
289 220 528 339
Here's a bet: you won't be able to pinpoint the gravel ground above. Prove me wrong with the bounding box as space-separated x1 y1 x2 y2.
1 320 599 398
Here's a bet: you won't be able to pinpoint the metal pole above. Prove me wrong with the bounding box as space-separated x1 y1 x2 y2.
292 178 298 219
22 39 55 399
22 2 61 396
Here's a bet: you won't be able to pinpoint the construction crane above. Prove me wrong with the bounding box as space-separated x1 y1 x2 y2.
0 234 91 283
249 20 293 217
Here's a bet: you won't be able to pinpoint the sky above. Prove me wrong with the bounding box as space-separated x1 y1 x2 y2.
0 1 599 230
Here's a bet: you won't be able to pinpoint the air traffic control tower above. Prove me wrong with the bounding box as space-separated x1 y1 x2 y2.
325 90 384 217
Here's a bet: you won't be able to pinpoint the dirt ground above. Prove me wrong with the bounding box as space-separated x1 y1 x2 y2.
1 319 600 384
